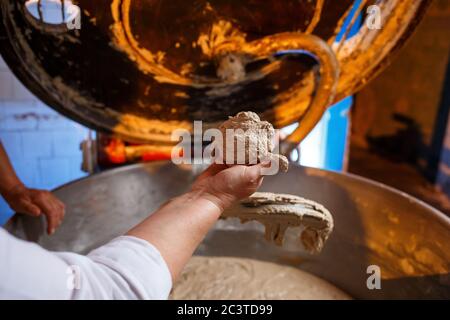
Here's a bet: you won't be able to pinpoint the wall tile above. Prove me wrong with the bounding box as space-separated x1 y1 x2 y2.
0 132 22 159
12 159 41 188
0 71 14 100
0 101 39 131
0 56 8 71
21 132 54 158
39 158 71 190
12 77 37 101
68 156 86 181
52 131 83 157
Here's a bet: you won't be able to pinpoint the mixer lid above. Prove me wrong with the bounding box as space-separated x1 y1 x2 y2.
0 0 431 143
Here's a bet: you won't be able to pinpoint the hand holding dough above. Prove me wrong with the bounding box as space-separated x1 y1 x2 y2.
217 111 289 172
216 112 333 253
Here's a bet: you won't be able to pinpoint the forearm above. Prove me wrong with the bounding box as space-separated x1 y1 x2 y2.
0 142 22 195
127 189 223 281
127 163 264 282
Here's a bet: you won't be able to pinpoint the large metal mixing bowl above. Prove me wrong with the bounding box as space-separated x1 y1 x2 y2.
8 162 450 299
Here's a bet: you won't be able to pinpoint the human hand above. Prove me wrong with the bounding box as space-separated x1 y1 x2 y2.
191 163 266 210
2 184 65 235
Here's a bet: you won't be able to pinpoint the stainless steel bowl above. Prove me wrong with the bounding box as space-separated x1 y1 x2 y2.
8 162 450 299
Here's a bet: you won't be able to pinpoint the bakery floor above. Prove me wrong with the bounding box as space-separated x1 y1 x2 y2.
348 146 450 217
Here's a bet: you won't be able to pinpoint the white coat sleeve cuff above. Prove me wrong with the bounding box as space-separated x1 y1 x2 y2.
86 235 172 300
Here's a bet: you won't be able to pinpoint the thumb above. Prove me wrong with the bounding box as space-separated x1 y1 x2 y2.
243 163 264 185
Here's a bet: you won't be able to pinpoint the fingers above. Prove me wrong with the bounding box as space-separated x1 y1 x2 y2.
4 188 42 217
30 191 65 235
193 163 266 210
242 163 265 185
220 163 265 196
238 164 265 194
18 199 42 217
4 185 65 235
225 163 265 185
198 163 228 179
199 161 267 181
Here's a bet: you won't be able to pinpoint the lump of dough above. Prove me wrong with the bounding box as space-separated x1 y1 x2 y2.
217 111 289 172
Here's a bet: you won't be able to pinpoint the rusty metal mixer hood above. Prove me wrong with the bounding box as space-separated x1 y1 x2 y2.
0 0 431 145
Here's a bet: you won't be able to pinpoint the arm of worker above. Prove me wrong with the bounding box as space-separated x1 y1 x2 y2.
0 163 264 299
127 163 265 281
0 141 65 234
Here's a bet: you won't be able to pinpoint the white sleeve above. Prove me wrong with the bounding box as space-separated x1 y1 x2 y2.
0 228 172 300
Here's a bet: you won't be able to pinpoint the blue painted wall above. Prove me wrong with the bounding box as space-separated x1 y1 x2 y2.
0 55 88 225
324 97 352 171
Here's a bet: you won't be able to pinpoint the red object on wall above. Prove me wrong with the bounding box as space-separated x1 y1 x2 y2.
97 133 175 168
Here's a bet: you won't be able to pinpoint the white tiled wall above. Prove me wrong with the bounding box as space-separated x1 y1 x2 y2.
0 55 89 224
